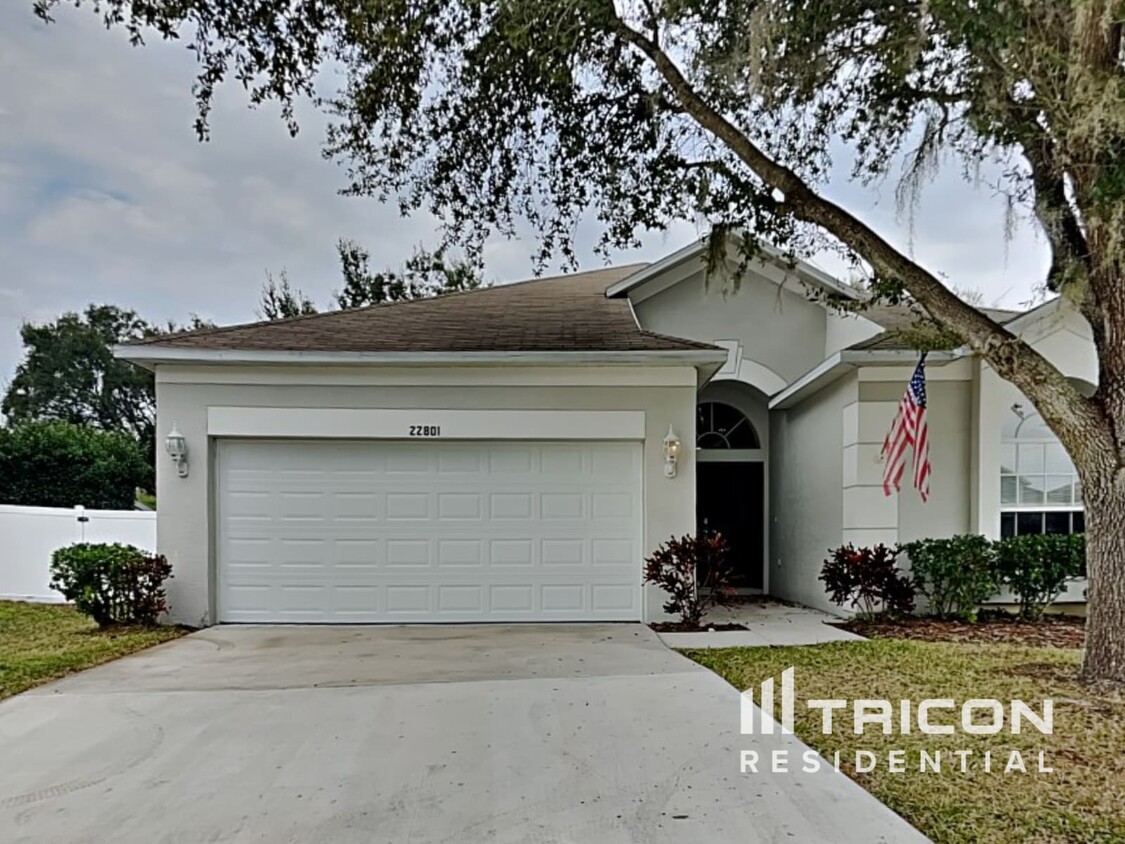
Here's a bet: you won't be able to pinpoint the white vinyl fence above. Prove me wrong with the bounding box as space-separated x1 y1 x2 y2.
1 504 157 603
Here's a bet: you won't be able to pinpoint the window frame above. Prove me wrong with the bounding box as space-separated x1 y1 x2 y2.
696 401 760 450
1000 408 1083 536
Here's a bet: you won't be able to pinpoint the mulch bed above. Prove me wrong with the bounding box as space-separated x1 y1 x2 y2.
835 613 1085 649
648 622 749 633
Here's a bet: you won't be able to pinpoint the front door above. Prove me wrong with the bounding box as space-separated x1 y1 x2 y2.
697 462 764 589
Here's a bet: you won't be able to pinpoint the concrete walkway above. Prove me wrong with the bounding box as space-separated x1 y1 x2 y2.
0 624 924 843
657 600 865 649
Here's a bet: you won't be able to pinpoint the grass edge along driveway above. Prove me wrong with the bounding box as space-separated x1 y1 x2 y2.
685 639 1125 844
0 600 185 700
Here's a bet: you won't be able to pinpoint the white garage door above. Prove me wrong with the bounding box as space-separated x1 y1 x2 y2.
216 439 643 623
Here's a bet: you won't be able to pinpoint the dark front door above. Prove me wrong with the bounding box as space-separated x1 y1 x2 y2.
697 462 764 589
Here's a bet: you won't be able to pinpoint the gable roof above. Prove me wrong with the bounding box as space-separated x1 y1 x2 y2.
847 304 1022 351
770 304 1028 410
604 235 864 302
121 265 723 358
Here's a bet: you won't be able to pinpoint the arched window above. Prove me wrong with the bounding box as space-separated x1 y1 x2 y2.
696 402 759 449
1000 405 1083 537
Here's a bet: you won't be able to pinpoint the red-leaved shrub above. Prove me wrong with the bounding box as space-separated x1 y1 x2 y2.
643 533 735 627
50 543 173 627
820 543 915 617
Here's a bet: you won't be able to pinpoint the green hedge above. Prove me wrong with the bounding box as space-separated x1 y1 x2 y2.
0 422 149 510
50 543 173 627
829 533 1086 621
902 535 997 621
993 533 1086 620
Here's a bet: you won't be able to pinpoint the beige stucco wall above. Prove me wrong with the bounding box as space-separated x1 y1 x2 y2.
824 311 883 356
857 379 973 543
632 268 828 386
154 365 699 626
772 367 973 614
769 372 857 613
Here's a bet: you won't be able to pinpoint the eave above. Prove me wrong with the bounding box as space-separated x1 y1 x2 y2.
768 349 966 410
114 345 730 386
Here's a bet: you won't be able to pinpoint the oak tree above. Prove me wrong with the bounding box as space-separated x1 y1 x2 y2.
37 0 1125 681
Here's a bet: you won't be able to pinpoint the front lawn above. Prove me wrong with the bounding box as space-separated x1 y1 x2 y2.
0 600 185 700
686 640 1125 844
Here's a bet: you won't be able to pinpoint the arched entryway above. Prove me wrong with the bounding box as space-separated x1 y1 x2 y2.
696 393 766 590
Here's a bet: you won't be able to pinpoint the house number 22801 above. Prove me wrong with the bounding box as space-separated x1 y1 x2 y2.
409 425 442 437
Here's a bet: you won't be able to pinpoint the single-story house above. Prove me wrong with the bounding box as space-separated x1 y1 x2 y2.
117 236 1095 626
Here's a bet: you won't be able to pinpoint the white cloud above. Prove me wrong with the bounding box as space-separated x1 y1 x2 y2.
0 4 1050 387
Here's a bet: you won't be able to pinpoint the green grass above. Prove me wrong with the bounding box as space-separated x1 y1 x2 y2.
0 600 185 700
686 640 1125 844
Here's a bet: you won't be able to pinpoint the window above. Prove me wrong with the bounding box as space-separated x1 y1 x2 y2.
1000 510 1084 539
696 402 759 449
1000 406 1083 537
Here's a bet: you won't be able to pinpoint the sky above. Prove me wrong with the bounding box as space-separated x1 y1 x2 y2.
0 4 1053 388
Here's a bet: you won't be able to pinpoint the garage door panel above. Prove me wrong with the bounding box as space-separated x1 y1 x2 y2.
331 493 380 522
539 446 585 475
385 539 431 567
592 583 638 611
541 584 584 612
490 539 534 566
437 450 482 473
217 440 641 623
489 493 533 520
488 448 533 474
334 540 380 566
437 493 483 520
437 539 484 567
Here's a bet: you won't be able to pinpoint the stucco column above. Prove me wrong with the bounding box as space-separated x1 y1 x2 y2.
841 399 899 549
973 362 1004 539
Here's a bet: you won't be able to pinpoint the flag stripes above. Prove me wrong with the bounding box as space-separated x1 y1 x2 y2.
881 356 931 502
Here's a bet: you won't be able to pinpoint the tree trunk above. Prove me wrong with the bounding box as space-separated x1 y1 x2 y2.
1082 473 1125 682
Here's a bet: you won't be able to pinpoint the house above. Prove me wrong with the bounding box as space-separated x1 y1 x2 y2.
117 236 1095 625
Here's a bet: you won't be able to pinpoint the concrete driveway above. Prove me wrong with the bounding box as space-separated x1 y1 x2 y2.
0 624 926 843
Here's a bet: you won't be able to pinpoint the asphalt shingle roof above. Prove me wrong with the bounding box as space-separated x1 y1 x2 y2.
125 265 721 355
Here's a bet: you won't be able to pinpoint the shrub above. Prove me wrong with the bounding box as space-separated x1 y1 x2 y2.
993 534 1086 621
0 422 149 509
643 533 735 627
50 543 173 627
820 543 915 617
903 535 998 621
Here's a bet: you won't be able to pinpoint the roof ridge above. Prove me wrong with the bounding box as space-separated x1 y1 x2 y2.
129 262 650 347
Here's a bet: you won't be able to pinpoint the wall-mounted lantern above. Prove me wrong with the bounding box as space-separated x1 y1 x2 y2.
165 425 189 478
663 425 681 479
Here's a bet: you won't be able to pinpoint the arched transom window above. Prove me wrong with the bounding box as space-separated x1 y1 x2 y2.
1000 405 1083 537
696 402 759 450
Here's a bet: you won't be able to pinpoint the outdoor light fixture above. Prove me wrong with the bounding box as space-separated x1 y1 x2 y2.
663 425 681 479
165 426 189 478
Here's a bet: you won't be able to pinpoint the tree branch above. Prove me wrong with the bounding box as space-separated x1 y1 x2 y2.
1024 137 1095 292
610 14 1110 461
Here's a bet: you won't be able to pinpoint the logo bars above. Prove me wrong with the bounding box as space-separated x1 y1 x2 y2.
740 667 795 734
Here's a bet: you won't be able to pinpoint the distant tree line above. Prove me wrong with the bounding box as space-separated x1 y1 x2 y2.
257 240 486 320
1 240 480 506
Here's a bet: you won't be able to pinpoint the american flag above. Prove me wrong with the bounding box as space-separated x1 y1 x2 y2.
881 355 931 502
